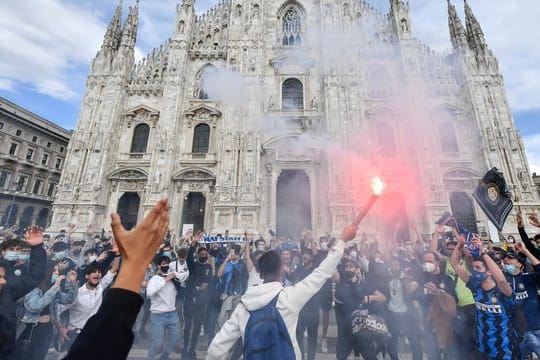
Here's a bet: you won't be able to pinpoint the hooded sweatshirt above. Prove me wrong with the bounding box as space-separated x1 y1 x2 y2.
206 239 345 360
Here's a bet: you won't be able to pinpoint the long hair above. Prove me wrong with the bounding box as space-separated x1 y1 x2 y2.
37 261 58 293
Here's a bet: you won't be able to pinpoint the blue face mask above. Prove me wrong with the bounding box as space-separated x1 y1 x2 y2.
53 251 66 261
18 254 30 262
163 251 172 258
4 251 19 262
471 270 486 284
504 264 518 276
50 274 58 284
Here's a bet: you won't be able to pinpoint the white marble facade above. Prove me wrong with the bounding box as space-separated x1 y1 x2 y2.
50 0 539 241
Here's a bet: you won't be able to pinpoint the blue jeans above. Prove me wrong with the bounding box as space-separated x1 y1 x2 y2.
148 311 180 360
521 329 540 359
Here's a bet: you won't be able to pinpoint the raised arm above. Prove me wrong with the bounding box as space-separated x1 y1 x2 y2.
244 237 255 273
517 212 540 258
472 237 512 297
450 234 470 284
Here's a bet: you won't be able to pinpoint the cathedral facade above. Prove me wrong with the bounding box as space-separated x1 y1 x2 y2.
50 0 539 241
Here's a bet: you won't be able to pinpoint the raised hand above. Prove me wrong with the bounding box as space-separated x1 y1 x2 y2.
111 198 169 267
25 226 44 247
67 270 78 283
55 275 66 287
67 223 76 234
517 212 523 227
86 224 93 236
340 225 358 242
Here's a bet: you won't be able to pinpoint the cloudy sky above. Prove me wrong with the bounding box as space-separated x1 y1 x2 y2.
0 0 538 173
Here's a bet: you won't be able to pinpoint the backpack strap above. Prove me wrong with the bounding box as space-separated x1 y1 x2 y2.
243 292 281 315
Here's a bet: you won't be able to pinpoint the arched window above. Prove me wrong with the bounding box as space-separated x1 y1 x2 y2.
192 124 211 154
36 208 49 229
20 206 35 230
282 78 304 110
282 7 302 46
438 122 459 153
366 65 393 98
130 124 150 153
4 204 18 227
196 65 218 100
376 123 396 155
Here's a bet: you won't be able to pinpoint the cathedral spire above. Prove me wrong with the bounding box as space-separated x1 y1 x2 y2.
120 0 139 50
102 0 123 51
173 0 196 40
464 0 487 52
447 0 467 49
389 0 412 39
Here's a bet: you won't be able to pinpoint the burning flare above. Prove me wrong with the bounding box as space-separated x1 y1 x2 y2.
371 177 385 197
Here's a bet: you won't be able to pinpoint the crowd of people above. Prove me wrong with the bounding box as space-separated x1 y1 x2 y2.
1 202 540 360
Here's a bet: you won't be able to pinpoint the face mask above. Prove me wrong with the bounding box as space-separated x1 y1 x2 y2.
88 255 97 263
160 266 170 273
51 274 58 284
199 256 208 264
17 254 30 262
345 271 356 280
405 245 414 252
471 270 486 284
350 251 358 259
320 243 328 251
163 251 172 258
73 249 82 255
53 251 66 261
422 263 436 273
504 264 518 276
257 245 266 251
4 251 19 262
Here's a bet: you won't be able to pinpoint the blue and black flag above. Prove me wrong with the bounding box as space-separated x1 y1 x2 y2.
472 168 513 232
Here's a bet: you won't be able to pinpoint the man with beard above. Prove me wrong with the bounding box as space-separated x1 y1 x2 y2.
58 255 120 351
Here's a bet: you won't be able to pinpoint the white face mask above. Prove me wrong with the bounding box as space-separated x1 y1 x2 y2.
256 245 266 251
88 255 97 263
350 251 358 259
422 262 436 273
320 243 328 251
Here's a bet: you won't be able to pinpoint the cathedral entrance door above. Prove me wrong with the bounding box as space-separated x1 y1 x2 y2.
182 192 206 233
117 192 140 230
276 170 312 241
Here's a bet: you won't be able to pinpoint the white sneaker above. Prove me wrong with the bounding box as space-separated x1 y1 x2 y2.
321 337 328 353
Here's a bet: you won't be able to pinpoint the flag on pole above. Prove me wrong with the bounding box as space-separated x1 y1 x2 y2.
472 168 513 232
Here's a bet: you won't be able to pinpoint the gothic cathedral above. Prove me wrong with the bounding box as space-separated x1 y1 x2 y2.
50 0 538 242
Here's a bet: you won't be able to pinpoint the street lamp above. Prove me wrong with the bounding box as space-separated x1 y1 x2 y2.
4 178 25 227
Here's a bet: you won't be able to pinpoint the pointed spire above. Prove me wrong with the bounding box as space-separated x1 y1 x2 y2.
121 1 139 50
447 0 467 49
102 0 123 50
464 0 486 51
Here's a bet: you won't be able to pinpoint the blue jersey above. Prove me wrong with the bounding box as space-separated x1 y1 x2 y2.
466 279 517 360
505 265 540 331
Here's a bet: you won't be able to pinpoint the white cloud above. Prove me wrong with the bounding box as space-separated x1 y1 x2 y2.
523 133 540 175
0 0 106 100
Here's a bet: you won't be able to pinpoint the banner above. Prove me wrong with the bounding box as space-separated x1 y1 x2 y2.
199 235 247 243
472 168 513 232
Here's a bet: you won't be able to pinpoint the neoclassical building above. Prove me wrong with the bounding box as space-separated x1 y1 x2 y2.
50 0 539 241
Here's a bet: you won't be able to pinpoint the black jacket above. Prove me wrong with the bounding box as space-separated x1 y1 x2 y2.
0 244 46 354
63 288 143 360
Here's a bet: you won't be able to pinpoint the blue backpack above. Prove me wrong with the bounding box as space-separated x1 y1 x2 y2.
243 294 295 360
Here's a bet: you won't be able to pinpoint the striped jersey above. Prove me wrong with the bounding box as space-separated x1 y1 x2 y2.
466 279 517 359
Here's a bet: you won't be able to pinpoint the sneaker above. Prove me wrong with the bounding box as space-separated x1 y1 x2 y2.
321 337 328 353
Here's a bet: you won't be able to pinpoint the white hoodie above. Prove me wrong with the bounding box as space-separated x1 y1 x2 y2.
206 240 345 360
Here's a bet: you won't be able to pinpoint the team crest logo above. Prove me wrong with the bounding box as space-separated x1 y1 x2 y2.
491 296 498 303
486 185 499 204
518 283 525 290
439 283 446 290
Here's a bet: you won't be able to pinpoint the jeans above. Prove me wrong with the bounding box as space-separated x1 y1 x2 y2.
521 329 540 359
296 311 319 360
386 312 422 360
148 311 180 360
183 296 207 356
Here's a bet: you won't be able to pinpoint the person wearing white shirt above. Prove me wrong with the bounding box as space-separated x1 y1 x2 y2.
168 248 189 346
146 255 180 360
58 256 120 351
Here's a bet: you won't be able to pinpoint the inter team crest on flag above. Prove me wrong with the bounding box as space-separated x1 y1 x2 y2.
472 168 513 232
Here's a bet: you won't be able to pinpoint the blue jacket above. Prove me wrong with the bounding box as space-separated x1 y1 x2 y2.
21 280 78 324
